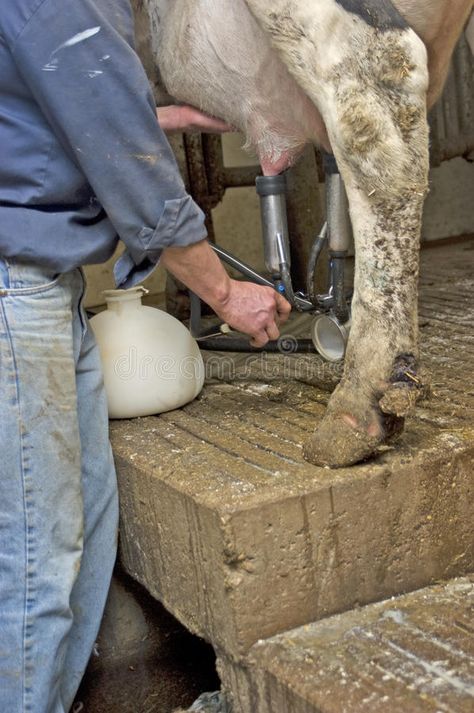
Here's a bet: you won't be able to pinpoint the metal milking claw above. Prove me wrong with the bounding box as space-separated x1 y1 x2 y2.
189 157 353 359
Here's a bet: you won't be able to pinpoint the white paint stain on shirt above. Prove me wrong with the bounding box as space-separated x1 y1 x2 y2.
54 26 102 53
42 26 103 73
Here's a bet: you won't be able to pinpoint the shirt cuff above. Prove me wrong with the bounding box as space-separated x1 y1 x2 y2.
114 195 207 288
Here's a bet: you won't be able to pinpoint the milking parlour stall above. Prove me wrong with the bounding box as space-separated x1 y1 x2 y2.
70 2 474 713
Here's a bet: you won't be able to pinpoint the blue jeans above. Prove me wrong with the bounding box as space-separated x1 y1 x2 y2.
0 260 119 713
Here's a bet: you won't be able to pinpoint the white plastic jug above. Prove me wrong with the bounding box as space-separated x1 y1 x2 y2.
90 287 204 418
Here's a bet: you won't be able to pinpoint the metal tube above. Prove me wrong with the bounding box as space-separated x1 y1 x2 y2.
211 244 275 288
306 222 328 305
326 173 352 253
323 153 351 323
256 174 291 274
323 152 352 253
330 254 350 324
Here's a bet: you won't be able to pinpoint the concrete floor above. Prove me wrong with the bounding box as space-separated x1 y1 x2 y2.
74 570 219 713
226 575 474 713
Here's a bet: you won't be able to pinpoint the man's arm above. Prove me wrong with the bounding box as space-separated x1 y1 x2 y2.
7 0 289 344
8 0 208 288
157 108 291 344
156 105 233 134
161 240 291 347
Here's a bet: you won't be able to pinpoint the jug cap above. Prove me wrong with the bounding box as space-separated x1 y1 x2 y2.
102 286 149 303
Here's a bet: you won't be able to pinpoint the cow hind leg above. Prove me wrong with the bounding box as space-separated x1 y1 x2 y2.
307 43 431 468
246 0 430 466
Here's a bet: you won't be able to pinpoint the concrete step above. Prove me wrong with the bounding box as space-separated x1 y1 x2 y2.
112 383 473 660
111 241 474 660
218 575 474 713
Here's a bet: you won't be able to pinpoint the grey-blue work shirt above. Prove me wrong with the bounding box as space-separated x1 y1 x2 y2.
0 0 207 287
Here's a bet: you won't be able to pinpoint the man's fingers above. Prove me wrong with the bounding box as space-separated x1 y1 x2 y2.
213 281 292 346
198 115 234 133
275 293 292 323
250 319 279 347
249 330 269 348
265 320 280 341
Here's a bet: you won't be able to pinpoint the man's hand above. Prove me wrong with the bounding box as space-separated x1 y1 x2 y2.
157 105 233 134
212 280 291 347
161 239 291 347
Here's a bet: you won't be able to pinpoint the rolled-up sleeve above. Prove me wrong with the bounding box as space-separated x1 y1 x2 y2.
8 0 207 287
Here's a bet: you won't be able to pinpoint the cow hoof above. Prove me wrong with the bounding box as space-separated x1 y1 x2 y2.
303 411 404 468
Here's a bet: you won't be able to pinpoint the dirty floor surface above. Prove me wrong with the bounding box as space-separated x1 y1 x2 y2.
235 575 474 713
78 238 474 712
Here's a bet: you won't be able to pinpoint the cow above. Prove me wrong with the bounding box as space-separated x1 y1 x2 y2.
141 0 473 467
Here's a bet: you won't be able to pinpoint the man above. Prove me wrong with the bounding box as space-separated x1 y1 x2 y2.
0 1 290 711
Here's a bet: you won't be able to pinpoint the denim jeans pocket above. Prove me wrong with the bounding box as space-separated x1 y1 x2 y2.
0 259 61 296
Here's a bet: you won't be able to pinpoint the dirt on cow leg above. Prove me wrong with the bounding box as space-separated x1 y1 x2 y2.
378 353 430 417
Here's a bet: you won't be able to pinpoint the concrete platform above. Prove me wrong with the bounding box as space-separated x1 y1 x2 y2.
219 575 474 713
111 239 474 658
